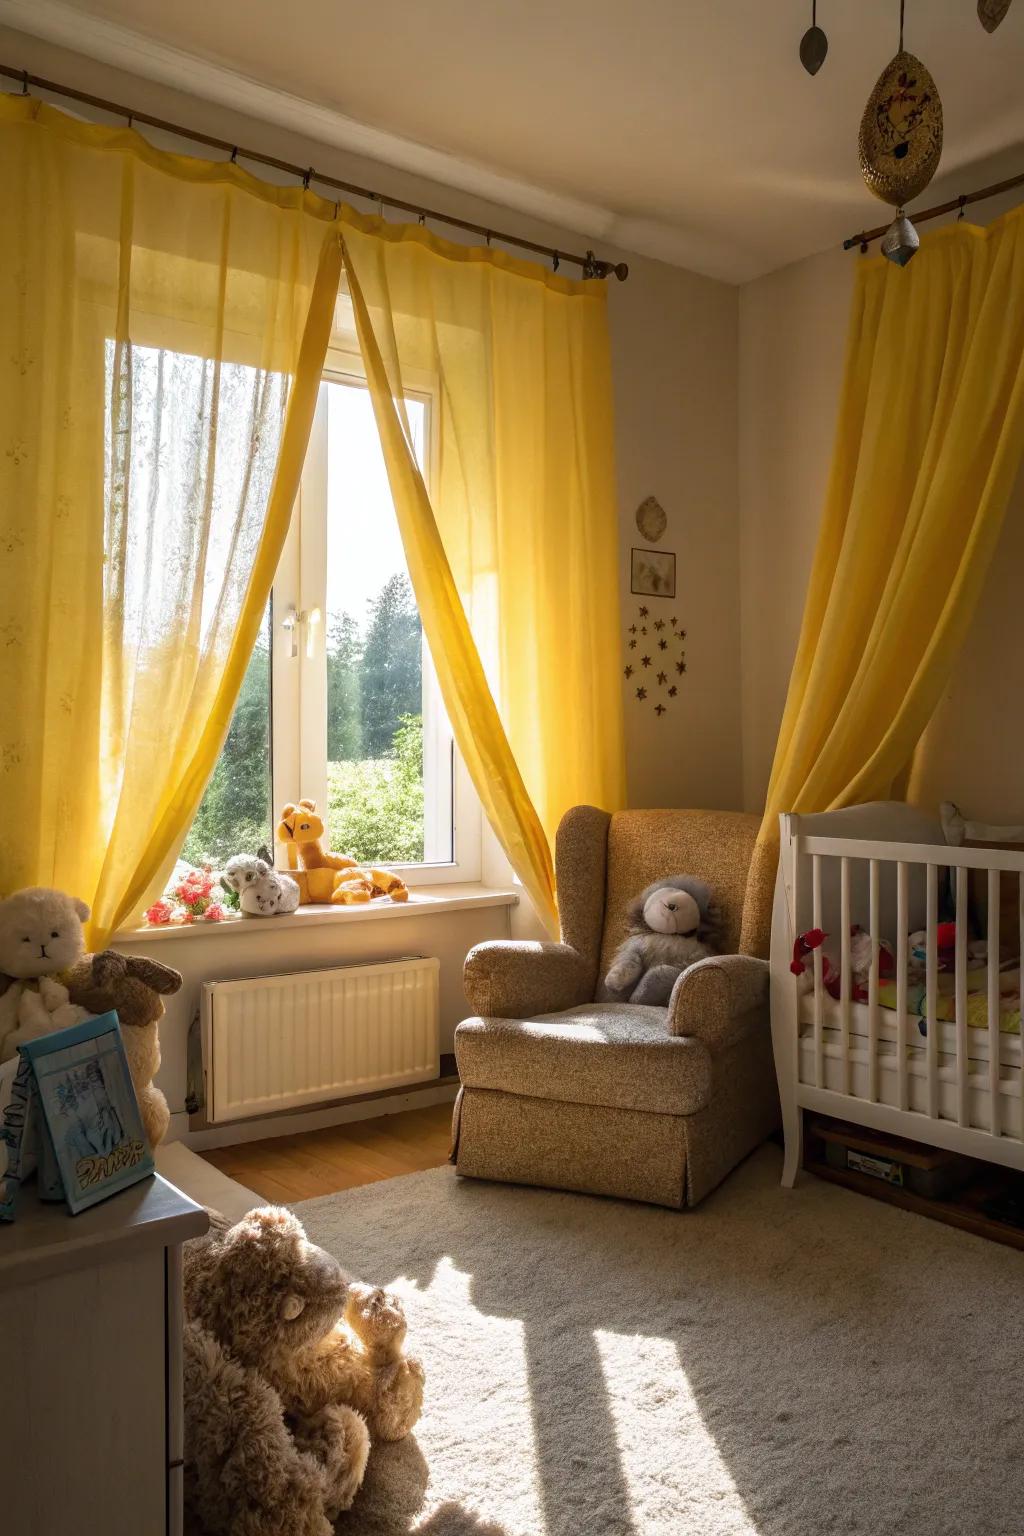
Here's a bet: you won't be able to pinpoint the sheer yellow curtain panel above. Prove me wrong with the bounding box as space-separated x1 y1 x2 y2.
746 209 1024 952
337 218 626 934
0 96 340 942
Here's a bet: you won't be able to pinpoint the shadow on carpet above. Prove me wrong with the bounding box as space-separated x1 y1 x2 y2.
294 1144 1024 1536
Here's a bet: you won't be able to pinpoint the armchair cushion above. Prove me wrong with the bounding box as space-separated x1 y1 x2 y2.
463 941 592 1021
668 954 770 1051
455 1004 712 1117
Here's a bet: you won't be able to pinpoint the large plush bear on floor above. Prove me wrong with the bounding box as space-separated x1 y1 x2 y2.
182 1205 424 1536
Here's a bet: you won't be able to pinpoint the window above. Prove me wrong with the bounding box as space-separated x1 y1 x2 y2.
185 351 478 885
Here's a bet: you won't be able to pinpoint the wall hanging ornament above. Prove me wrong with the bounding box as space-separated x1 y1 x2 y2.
858 1 943 264
623 606 687 716
978 0 1013 33
799 0 828 75
634 494 667 543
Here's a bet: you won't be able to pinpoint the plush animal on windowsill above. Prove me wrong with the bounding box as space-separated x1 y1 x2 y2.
0 887 94 1061
276 799 409 906
603 876 721 1006
64 951 181 1148
182 1205 424 1535
239 869 301 918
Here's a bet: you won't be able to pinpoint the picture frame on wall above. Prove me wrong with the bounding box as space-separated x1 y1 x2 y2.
630 547 676 599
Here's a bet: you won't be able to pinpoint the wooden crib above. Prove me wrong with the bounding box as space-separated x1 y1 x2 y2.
771 802 1024 1187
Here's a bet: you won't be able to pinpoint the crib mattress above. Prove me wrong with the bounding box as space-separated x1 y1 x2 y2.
797 973 1023 1070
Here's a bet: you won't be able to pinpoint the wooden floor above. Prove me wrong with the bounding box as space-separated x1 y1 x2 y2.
200 1101 455 1203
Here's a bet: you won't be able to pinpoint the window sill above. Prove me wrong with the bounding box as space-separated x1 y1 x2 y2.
115 883 519 943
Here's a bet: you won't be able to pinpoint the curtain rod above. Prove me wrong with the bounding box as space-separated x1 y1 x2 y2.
0 62 630 282
843 167 1024 252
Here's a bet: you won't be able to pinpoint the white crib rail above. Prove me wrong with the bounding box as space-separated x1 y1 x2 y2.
777 824 1024 1182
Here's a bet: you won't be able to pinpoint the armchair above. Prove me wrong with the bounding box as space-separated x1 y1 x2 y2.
451 806 780 1208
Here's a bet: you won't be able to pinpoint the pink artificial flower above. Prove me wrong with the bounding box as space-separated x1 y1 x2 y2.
204 902 227 922
145 899 173 925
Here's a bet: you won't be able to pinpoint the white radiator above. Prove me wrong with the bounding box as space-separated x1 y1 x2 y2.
202 957 440 1125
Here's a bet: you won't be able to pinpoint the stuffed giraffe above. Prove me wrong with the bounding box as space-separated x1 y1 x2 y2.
275 800 409 905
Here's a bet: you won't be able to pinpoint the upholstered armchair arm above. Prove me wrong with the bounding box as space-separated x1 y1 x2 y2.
668 954 770 1051
463 942 593 1020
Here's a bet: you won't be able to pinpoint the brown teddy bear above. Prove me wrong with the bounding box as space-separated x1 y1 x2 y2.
182 1206 424 1534
64 950 181 1148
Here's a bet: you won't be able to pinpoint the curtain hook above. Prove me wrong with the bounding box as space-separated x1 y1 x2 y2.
230 146 238 163
552 251 560 272
20 69 29 95
418 211 426 226
957 194 967 221
485 230 492 246
126 112 133 129
302 167 313 190
334 200 340 219
378 195 384 217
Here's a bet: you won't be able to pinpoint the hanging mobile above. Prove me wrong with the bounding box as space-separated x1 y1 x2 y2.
858 0 943 265
978 0 1013 33
799 0 828 74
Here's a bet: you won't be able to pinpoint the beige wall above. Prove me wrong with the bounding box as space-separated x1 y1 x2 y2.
2 22 742 820
738 208 1024 824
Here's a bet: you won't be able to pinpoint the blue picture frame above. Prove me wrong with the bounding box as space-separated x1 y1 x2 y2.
18 1012 155 1215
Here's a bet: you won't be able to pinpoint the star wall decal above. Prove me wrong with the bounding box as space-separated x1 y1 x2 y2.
624 601 688 715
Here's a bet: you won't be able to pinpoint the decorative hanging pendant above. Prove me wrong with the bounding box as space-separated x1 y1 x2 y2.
859 49 943 206
978 0 1013 33
880 211 920 266
799 2 828 74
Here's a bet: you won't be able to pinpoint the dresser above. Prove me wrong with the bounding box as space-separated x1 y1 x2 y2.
0 1173 208 1536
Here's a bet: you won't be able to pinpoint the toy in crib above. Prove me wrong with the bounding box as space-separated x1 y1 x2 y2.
275 799 409 906
907 923 987 977
790 925 895 1002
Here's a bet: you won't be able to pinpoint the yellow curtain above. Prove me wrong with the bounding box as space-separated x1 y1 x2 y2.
336 217 626 934
0 96 340 944
747 208 1024 951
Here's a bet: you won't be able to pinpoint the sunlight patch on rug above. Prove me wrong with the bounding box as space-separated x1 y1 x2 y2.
594 1330 757 1535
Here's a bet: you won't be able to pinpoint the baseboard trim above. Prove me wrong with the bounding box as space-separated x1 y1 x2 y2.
185 1080 459 1151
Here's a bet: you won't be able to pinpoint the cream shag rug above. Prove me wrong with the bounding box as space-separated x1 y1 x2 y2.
295 1146 1024 1536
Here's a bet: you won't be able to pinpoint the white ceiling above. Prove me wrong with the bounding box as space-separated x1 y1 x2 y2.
5 0 1024 282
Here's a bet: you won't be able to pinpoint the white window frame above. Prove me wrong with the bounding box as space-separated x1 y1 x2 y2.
271 345 480 886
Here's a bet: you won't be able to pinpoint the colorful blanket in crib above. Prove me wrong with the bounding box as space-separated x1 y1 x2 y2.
877 968 1022 1036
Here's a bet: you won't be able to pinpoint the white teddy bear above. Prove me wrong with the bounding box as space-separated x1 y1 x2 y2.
239 870 301 918
0 888 93 1061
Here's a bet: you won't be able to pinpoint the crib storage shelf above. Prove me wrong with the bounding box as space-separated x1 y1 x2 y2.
804 1114 1024 1254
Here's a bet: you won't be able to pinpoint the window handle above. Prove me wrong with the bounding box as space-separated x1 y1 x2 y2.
281 607 300 659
